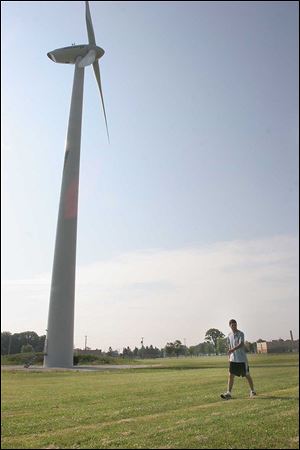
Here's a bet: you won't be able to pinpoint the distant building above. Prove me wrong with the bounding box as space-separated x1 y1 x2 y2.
256 339 299 354
74 348 103 356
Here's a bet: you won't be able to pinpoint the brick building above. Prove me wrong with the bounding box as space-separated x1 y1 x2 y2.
256 339 299 353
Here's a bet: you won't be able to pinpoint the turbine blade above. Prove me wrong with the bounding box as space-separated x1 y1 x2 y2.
78 49 97 67
85 1 96 45
93 61 110 142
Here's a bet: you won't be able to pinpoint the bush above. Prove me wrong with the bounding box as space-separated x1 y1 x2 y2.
74 354 132 365
1 352 140 367
21 344 34 353
76 354 97 364
1 352 44 365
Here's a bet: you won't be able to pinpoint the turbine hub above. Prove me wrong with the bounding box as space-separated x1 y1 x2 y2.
47 44 104 65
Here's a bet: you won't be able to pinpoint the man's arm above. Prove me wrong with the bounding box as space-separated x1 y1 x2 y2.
227 341 244 355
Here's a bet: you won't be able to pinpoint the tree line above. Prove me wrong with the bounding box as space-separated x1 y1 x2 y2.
1 331 46 355
1 328 257 357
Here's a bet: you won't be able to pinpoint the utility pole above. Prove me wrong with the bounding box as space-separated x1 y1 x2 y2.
290 330 294 352
141 337 144 359
8 334 12 355
44 330 48 355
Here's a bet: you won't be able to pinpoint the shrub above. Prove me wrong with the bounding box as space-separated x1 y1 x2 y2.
21 344 34 353
1 352 44 365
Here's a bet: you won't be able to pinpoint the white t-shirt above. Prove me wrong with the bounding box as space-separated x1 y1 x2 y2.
227 330 248 363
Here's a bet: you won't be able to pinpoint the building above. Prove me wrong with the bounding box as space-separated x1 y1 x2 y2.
256 339 299 354
74 348 103 356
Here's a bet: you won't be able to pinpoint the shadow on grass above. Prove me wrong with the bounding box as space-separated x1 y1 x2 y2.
142 363 299 371
251 364 299 368
255 396 299 401
142 365 227 371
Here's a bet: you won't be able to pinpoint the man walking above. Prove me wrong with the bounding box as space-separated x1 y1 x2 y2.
221 319 256 399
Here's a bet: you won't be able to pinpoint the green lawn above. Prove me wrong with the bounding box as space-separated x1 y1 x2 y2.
1 354 299 449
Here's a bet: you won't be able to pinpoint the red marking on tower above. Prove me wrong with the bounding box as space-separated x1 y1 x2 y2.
64 179 78 218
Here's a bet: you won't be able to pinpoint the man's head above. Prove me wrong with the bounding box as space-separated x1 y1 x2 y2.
229 319 237 332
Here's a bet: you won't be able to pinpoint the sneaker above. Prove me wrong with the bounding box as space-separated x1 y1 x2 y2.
220 392 232 400
250 390 256 398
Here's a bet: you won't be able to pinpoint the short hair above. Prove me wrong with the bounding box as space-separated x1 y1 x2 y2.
229 319 237 325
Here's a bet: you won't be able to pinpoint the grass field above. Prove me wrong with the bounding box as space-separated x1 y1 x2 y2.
1 354 299 449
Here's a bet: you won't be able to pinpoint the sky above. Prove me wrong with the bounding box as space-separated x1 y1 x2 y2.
1 1 299 351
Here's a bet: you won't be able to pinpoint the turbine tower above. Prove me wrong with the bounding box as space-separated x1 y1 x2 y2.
44 1 108 368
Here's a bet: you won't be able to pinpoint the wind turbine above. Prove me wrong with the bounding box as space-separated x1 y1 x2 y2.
44 1 108 368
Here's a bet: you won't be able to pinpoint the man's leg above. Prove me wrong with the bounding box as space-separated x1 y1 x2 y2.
221 372 235 399
228 372 235 393
245 374 254 391
245 373 256 397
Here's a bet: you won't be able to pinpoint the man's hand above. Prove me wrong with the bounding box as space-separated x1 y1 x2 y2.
227 348 234 355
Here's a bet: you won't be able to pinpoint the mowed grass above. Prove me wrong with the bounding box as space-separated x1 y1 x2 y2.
1 354 299 449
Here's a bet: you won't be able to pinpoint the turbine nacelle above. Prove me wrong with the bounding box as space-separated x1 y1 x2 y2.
47 44 104 65
47 1 109 141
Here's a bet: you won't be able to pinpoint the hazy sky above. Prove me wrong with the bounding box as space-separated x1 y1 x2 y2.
2 1 299 351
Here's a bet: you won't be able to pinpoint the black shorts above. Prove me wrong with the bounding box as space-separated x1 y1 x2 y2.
229 362 250 377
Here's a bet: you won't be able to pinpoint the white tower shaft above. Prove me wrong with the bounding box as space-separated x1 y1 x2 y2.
44 63 84 368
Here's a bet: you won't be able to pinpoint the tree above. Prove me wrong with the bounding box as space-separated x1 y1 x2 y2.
205 328 225 354
164 340 186 357
36 335 46 353
1 331 46 355
106 347 114 357
138 345 145 359
21 344 34 353
174 340 185 357
216 337 228 355
188 345 197 356
245 341 256 353
1 332 12 355
122 346 133 358
165 342 175 357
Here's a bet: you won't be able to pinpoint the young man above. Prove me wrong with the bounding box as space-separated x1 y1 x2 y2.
220 319 256 399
